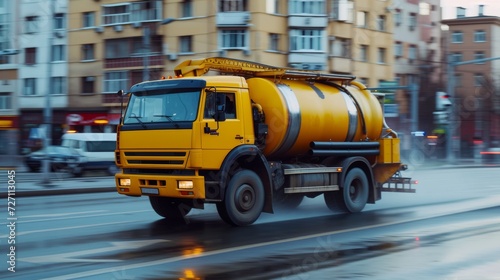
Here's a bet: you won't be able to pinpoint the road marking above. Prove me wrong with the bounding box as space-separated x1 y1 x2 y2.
41 195 500 280
0 220 143 238
22 210 106 218
22 239 167 263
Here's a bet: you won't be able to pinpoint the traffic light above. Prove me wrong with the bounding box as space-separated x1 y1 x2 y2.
433 111 449 125
436 91 451 111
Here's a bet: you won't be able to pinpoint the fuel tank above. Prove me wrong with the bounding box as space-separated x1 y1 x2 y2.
247 78 383 159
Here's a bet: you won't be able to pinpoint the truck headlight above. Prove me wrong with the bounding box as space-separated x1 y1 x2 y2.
178 180 193 189
119 178 131 186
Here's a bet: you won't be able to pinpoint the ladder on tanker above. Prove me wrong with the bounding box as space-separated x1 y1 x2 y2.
173 57 356 84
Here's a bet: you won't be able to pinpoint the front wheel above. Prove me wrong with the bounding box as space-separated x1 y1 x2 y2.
324 167 369 213
217 170 265 226
149 196 192 221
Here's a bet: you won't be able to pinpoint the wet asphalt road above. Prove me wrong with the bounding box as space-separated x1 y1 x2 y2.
2 167 500 279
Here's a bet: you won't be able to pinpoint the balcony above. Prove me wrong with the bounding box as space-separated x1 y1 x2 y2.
288 16 328 28
216 12 251 26
329 56 352 73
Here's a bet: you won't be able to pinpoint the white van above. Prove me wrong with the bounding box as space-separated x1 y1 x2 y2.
61 133 118 176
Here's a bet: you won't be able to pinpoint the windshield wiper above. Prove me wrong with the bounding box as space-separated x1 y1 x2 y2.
154 114 180 128
128 115 148 129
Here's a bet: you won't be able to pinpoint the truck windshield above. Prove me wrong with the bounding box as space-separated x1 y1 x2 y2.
123 90 201 125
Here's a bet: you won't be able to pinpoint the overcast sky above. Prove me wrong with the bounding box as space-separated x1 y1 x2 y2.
441 0 500 19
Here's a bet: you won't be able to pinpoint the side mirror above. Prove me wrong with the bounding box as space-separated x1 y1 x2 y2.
214 111 226 122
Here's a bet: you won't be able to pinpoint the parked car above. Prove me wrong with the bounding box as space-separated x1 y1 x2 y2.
25 145 82 173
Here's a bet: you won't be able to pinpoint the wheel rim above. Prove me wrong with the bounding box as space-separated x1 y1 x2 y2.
349 179 362 201
234 184 255 212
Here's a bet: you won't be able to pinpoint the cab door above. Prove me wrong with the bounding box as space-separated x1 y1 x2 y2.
200 90 245 161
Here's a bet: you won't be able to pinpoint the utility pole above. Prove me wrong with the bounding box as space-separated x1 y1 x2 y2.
143 26 150 81
40 0 55 186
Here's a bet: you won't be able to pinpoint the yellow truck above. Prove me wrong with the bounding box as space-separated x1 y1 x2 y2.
115 57 414 226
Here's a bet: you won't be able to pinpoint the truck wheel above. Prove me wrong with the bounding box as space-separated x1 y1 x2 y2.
216 170 264 226
149 196 192 221
324 167 368 213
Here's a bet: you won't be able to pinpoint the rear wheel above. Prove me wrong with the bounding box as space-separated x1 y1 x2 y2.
324 167 368 213
149 196 192 221
217 170 264 226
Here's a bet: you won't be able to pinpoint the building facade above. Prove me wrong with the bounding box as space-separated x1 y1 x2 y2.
442 6 500 153
0 0 19 158
7 0 404 154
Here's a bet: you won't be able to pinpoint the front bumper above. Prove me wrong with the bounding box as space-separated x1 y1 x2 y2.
115 173 206 199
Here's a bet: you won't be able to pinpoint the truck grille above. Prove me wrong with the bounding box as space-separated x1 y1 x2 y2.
123 151 187 167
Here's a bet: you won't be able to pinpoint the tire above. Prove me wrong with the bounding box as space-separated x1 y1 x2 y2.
324 167 369 213
149 196 192 221
217 169 265 226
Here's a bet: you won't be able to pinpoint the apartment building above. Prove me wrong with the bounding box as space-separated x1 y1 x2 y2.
442 6 500 151
6 0 397 152
16 0 70 153
0 0 19 157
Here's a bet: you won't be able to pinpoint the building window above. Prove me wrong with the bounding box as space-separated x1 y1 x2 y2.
452 31 463 43
290 29 324 51
54 13 65 30
357 11 368 27
289 0 324 14
81 76 95 94
359 44 368 62
269 33 280 51
23 78 36 96
474 30 486 42
82 44 95 60
409 13 417 31
419 3 430 15
51 77 66 95
0 93 12 110
179 36 192 53
378 48 386 64
331 0 353 21
474 51 485 63
219 0 247 12
408 45 417 62
181 0 193 17
104 71 128 93
266 0 280 14
394 9 402 26
452 52 462 63
25 47 36 65
83 12 95 28
474 74 484 87
221 29 248 49
394 41 403 57
330 37 351 58
25 16 38 34
103 4 129 24
377 15 386 31
130 1 160 22
52 45 65 62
